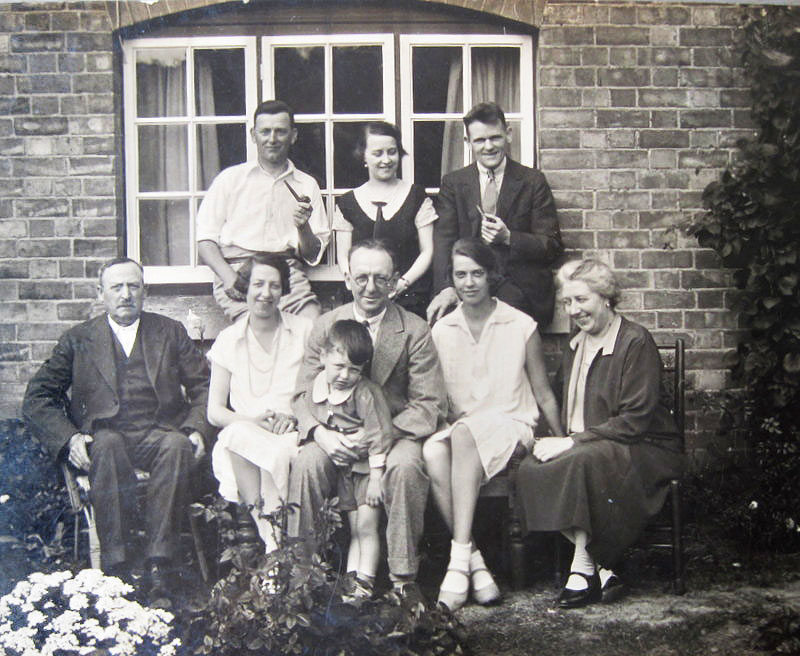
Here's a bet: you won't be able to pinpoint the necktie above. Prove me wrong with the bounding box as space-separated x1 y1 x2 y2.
482 169 498 216
372 201 387 239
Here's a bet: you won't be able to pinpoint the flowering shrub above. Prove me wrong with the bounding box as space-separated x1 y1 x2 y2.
687 6 800 550
188 496 466 655
0 569 181 656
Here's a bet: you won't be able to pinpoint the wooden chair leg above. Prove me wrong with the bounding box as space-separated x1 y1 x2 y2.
189 511 211 584
670 478 685 595
508 509 526 590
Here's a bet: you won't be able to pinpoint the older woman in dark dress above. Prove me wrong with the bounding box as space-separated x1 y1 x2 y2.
515 259 684 608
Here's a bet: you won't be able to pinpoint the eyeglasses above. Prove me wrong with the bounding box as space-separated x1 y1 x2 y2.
351 274 393 290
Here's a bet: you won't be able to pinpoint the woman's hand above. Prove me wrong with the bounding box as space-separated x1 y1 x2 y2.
270 412 298 434
366 471 383 507
389 276 411 299
533 436 575 463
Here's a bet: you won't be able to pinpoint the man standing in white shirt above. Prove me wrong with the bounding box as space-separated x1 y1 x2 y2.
197 100 330 320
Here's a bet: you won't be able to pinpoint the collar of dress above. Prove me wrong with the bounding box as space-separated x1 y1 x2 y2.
569 313 622 355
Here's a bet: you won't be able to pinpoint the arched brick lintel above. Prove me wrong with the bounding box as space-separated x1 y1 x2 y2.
104 0 545 31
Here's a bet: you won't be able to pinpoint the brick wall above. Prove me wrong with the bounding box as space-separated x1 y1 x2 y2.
0 0 754 465
538 1 752 463
0 2 117 417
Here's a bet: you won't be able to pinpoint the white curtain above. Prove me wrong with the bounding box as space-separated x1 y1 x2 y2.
136 50 218 265
440 47 520 177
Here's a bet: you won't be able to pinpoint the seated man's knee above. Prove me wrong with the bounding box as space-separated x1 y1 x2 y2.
157 431 193 460
385 439 426 483
293 442 335 478
91 429 126 456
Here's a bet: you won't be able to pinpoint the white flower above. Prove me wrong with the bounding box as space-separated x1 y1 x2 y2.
0 494 9 503
787 518 796 530
748 500 758 510
68 592 89 611
26 609 47 627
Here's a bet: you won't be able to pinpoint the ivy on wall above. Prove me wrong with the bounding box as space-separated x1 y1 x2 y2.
688 6 800 548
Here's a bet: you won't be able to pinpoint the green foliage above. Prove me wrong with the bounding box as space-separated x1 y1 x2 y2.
687 7 800 550
186 496 468 656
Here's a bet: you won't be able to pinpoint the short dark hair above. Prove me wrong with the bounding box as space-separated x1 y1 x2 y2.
354 122 407 162
463 101 507 130
323 319 374 367
448 238 501 291
97 257 144 286
253 100 295 128
347 238 398 276
234 252 291 297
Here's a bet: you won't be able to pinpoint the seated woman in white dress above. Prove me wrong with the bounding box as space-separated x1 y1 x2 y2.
423 238 564 611
207 252 313 552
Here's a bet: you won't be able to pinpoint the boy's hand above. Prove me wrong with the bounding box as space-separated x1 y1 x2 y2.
366 472 383 507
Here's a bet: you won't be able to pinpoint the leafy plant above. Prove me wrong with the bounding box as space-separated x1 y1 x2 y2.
687 7 800 550
187 496 468 656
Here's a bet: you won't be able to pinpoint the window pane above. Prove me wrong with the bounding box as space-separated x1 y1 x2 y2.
471 47 521 113
414 121 464 188
412 47 462 114
275 46 324 114
333 122 369 189
197 123 247 190
138 125 188 192
195 49 246 117
139 199 190 266
292 122 326 189
136 48 186 118
507 119 522 162
333 46 382 114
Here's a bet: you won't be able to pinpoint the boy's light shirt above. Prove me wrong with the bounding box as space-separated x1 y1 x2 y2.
310 371 385 470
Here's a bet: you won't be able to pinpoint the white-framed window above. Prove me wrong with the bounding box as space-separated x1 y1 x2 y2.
400 34 534 192
122 31 533 283
122 36 258 284
261 34 395 279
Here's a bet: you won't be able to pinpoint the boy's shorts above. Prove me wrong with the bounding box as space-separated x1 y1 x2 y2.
336 468 370 512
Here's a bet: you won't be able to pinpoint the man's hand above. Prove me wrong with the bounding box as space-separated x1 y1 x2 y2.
314 425 358 467
480 213 511 246
221 268 245 302
532 436 574 463
187 431 206 461
68 433 93 471
426 286 459 325
292 201 313 229
366 471 383 507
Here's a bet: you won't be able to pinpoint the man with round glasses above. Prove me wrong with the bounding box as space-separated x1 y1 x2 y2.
288 238 446 605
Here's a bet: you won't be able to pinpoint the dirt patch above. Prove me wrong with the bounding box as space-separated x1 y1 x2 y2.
456 579 800 655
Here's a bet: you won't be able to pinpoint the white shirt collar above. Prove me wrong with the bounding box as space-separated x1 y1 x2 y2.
107 314 140 357
311 370 356 405
245 158 298 182
476 156 507 180
569 313 622 354
352 304 387 342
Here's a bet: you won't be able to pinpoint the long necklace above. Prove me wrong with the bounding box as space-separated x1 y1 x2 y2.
245 322 282 399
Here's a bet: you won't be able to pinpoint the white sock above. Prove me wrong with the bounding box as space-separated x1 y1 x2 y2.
566 529 595 590
441 540 471 594
469 548 495 590
598 567 615 587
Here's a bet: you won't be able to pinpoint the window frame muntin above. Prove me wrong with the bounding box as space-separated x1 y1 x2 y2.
123 35 258 284
399 33 534 193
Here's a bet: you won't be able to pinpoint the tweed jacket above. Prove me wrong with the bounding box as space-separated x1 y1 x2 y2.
561 316 682 452
23 311 211 461
292 302 447 443
432 158 563 324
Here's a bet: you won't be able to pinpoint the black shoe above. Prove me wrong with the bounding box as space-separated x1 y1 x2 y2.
601 573 625 603
394 581 427 609
146 559 173 609
557 571 601 609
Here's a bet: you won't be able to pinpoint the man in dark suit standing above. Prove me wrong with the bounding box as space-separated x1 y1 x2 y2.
427 102 563 326
23 257 210 605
